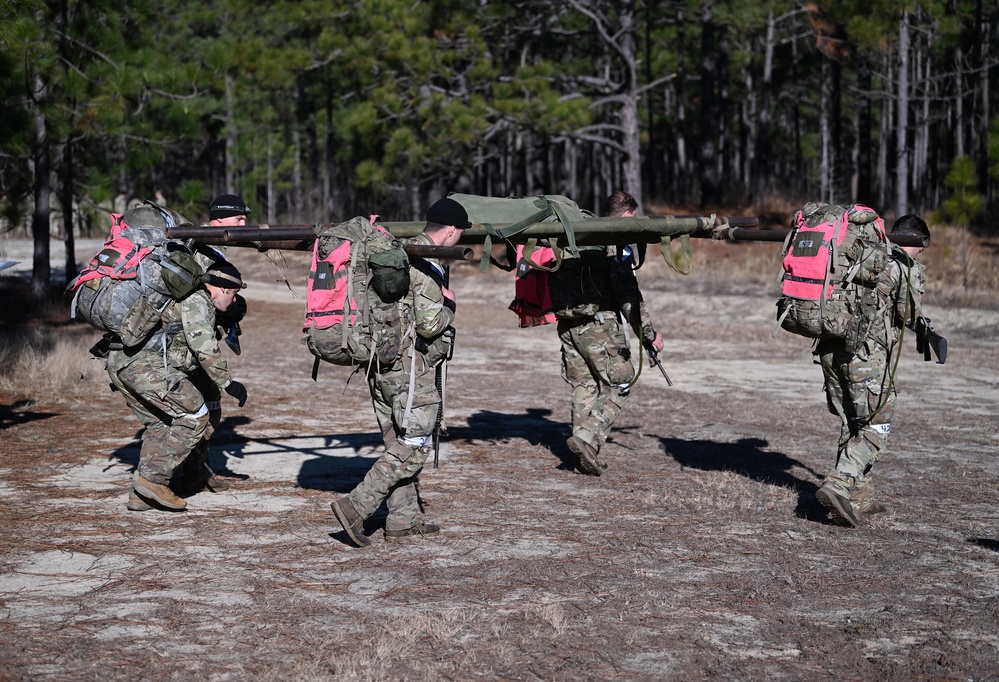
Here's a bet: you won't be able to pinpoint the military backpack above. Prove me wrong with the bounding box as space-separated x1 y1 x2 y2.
774 202 890 352
69 202 204 349
303 215 413 370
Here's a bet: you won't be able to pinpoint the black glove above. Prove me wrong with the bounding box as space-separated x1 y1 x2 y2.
224 381 248 407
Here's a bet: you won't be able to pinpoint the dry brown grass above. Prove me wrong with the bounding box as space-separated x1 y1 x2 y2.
918 225 999 308
0 326 104 394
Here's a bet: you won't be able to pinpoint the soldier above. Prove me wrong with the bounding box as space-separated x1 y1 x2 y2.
109 259 249 512
330 197 466 546
170 194 252 494
815 214 930 527
548 191 664 475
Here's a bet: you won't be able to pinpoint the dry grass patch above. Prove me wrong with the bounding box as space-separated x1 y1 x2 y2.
0 326 105 394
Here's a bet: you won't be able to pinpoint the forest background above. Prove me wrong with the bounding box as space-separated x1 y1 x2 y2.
1 0 997 299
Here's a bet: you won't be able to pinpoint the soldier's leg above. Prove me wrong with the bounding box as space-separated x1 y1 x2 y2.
842 345 894 513
815 345 862 527
383 363 439 533
851 473 887 514
348 363 437 531
559 324 597 432
108 360 162 512
118 363 210 490
560 325 603 474
574 317 635 452
369 370 398 446
835 346 893 477
176 369 224 493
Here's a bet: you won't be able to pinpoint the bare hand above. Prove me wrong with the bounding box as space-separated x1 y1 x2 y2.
650 331 664 353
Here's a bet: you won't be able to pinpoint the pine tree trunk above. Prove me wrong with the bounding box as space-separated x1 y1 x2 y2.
675 9 688 205
977 0 993 211
698 3 718 208
820 59 830 202
643 4 656 202
753 9 775 205
895 11 910 217
31 71 52 300
716 24 730 203
877 53 892 209
225 73 237 194
831 60 845 202
267 136 275 224
916 52 931 212
62 140 77 285
292 128 303 223
856 58 873 205
955 44 964 158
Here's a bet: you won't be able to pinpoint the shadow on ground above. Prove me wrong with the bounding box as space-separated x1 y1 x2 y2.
659 436 832 523
106 414 381 493
0 400 57 429
454 407 576 471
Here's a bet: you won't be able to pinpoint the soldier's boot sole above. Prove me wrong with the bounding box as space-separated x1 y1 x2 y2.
126 491 154 512
567 436 602 476
133 476 187 511
331 496 371 547
816 487 860 528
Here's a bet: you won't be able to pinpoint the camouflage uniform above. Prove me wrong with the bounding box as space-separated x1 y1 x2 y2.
816 245 926 515
549 247 658 464
345 233 455 533
107 288 234 487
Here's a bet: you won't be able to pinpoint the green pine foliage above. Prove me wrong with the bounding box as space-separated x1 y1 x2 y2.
1 0 996 240
943 155 983 225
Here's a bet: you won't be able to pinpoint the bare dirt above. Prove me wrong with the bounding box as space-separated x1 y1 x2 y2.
1 238 998 681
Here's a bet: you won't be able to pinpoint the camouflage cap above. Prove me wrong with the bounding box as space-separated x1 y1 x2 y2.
122 201 192 229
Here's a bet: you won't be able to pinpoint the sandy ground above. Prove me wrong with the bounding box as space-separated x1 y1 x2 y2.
1 236 998 681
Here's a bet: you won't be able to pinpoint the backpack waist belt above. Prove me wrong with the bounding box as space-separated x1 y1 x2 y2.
784 274 876 288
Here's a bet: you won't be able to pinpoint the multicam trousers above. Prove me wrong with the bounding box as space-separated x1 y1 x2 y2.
348 352 440 532
817 338 896 481
558 314 637 454
107 351 213 485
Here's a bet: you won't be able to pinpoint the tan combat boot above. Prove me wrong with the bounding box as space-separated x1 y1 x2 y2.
816 472 860 528
133 475 187 510
384 522 441 542
567 435 605 476
331 495 371 547
126 491 154 512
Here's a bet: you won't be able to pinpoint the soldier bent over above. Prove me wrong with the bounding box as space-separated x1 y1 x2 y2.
107 261 249 511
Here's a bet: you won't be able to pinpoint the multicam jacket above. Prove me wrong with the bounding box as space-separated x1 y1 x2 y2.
403 233 456 342
136 288 233 388
867 245 926 351
548 246 657 343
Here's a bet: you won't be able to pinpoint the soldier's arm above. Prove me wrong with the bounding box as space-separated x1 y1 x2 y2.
902 261 927 328
610 260 658 342
180 290 233 388
410 258 455 339
888 251 926 329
